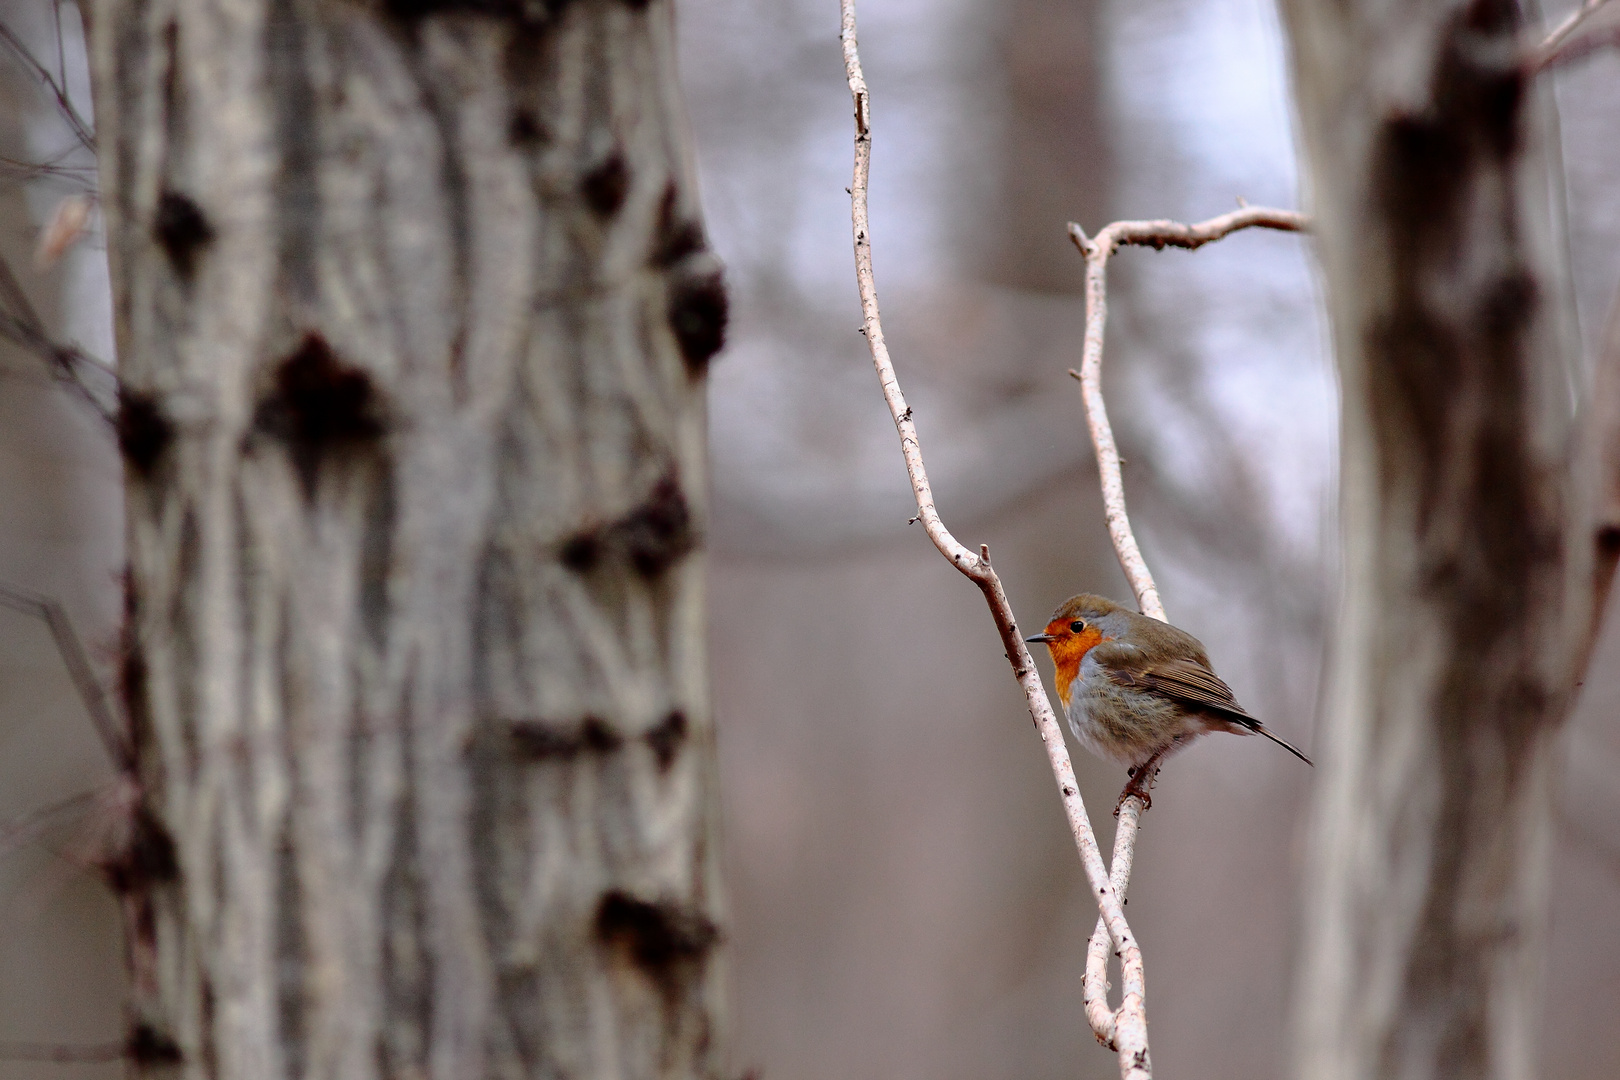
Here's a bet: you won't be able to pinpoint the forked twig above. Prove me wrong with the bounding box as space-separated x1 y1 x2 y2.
0 21 95 151
0 585 131 770
839 3 1150 1076
0 252 118 424
1527 0 1619 72
1064 206 1307 1051
1067 208 1308 628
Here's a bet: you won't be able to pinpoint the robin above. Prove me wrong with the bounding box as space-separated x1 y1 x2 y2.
1024 593 1311 809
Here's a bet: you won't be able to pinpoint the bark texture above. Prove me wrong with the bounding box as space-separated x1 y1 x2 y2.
1280 3 1588 1079
91 1 727 1077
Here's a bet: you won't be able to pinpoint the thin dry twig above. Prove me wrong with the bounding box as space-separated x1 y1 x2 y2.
1527 0 1620 71
839 4 1150 1076
1064 206 1307 1049
1066 208 1308 625
0 584 131 770
0 250 118 423
0 21 95 151
1083 795 1142 1048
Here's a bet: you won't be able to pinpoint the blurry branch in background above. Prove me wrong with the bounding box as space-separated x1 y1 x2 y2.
0 19 94 151
1577 287 1620 671
1065 207 1308 1053
0 250 116 422
839 3 1152 1078
1526 0 1620 72
0 587 143 1067
0 585 131 770
0 11 114 421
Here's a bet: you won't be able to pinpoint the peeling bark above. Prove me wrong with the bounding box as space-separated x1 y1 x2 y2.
1280 3 1588 1079
90 1 727 1077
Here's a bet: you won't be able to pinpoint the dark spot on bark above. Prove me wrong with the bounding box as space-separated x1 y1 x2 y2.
645 710 687 771
595 890 719 978
119 630 154 757
508 108 546 147
126 1023 182 1065
116 391 175 478
154 191 214 279
619 474 695 576
582 152 630 218
1597 524 1620 555
385 0 568 20
509 715 622 759
1477 272 1537 343
130 809 180 883
254 333 383 498
559 470 697 578
1373 19 1524 247
669 271 728 375
653 182 706 267
582 715 622 752
559 533 601 572
102 809 181 893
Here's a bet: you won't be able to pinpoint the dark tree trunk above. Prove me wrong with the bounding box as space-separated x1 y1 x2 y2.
1280 3 1592 1079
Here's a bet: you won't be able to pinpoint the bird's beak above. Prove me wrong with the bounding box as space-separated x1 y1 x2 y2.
1024 632 1055 644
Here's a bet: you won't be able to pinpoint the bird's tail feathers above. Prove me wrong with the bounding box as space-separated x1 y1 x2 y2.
1250 721 1312 766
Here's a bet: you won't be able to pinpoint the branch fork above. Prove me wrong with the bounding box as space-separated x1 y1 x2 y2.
842 2 1308 1075
841 4 1148 1076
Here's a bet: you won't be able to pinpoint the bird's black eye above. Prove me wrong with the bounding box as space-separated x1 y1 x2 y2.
1070 620 1086 634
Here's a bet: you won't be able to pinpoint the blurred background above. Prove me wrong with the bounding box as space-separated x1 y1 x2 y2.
0 0 1617 1077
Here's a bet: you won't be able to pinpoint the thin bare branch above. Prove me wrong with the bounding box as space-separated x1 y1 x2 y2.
1062 204 1308 1053
0 789 101 862
840 4 1150 1077
1066 207 1307 623
1526 0 1620 71
1083 796 1142 1049
0 584 131 771
0 20 95 151
0 250 117 423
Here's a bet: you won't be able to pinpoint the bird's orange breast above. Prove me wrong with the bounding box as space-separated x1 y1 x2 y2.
1046 625 1104 707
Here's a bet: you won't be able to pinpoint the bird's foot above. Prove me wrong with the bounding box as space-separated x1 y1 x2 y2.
1115 758 1165 816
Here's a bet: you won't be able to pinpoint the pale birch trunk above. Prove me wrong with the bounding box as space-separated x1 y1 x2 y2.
1280 3 1593 1079
91 1 727 1077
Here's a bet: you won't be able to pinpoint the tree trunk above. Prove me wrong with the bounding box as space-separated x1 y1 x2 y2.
91 1 727 1076
1280 3 1589 1079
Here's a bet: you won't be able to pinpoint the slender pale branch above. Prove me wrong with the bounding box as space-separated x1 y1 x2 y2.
1064 204 1308 1048
1066 207 1307 623
839 3 1150 1076
1527 0 1619 72
0 251 118 424
1083 796 1142 1049
0 584 132 770
0 21 96 151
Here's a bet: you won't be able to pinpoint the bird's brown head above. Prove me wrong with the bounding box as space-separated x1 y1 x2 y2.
1024 594 1123 705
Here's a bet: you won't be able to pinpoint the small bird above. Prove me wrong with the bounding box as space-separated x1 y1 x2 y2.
1025 593 1311 808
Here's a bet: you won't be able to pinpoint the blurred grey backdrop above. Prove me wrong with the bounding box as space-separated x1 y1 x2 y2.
0 0 1617 1078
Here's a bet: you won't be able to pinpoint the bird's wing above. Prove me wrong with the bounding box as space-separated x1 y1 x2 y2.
1092 644 1313 765
1098 653 1257 723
